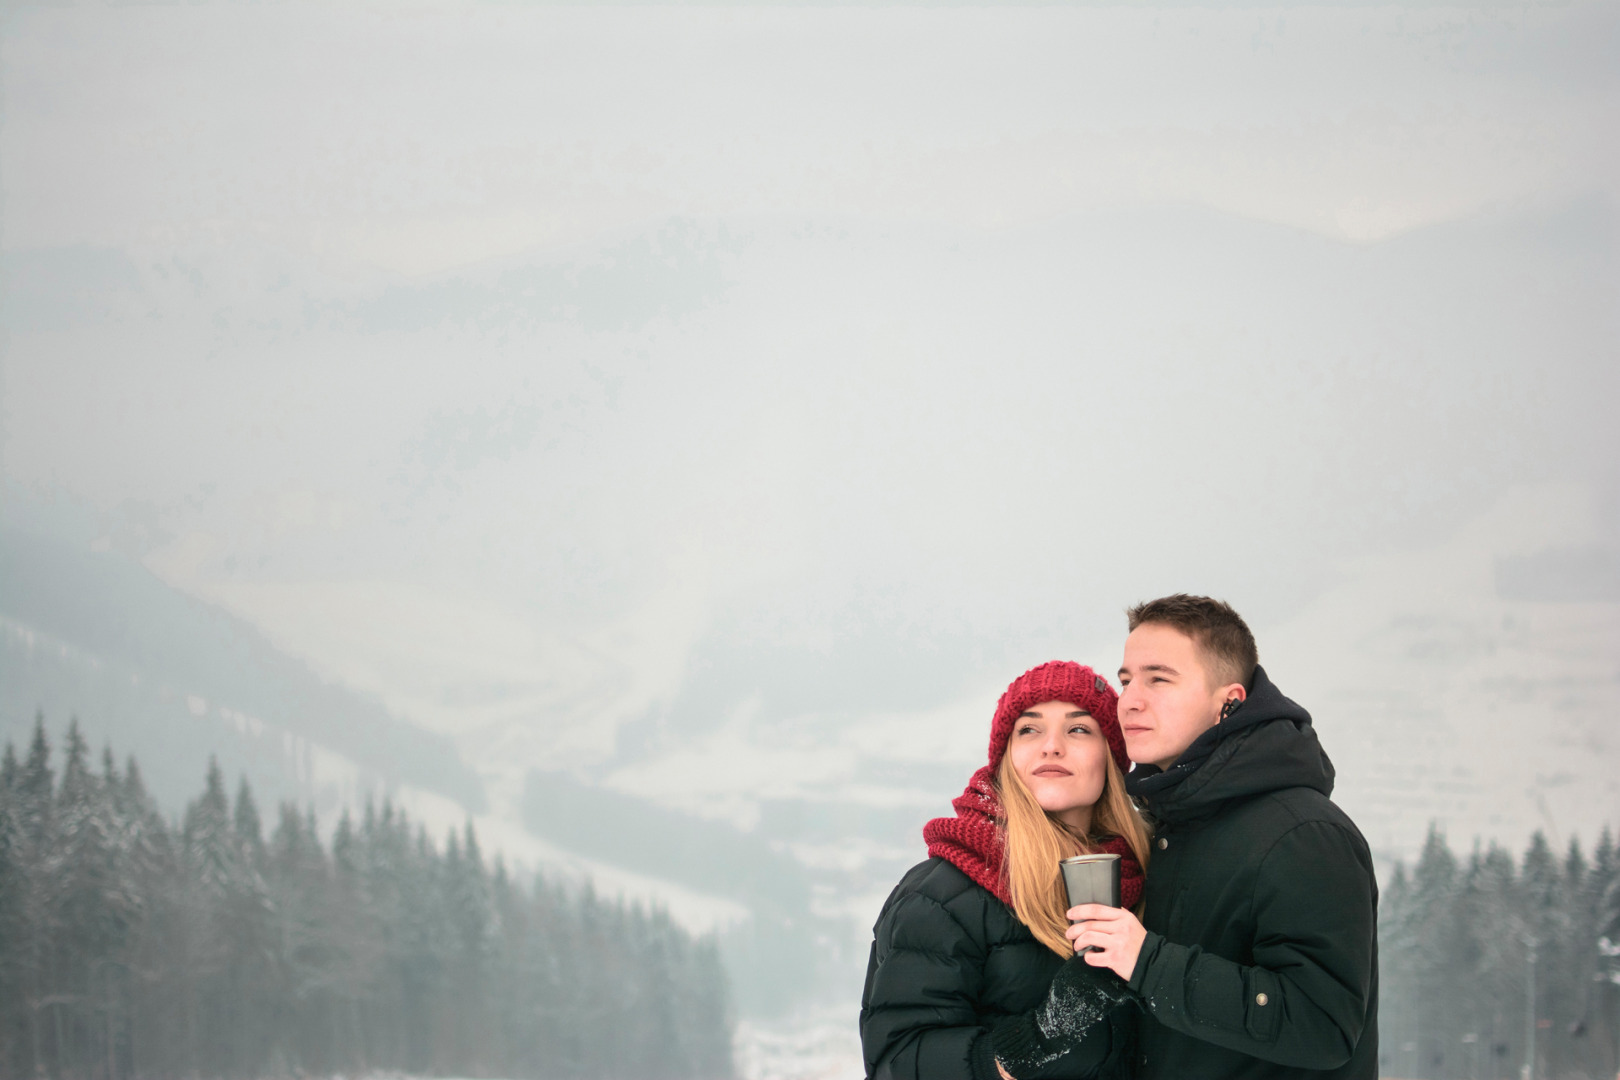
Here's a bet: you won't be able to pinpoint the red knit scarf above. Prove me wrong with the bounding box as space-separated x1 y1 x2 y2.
922 765 1145 910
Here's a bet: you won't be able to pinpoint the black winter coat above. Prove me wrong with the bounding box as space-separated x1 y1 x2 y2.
859 856 1132 1080
1124 666 1379 1080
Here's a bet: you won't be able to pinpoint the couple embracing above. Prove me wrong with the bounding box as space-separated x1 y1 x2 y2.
859 595 1379 1080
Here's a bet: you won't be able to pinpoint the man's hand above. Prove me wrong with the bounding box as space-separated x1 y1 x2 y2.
1066 903 1147 981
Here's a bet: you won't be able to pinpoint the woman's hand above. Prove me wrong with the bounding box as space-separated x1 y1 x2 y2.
989 952 1133 1077
1065 903 1147 981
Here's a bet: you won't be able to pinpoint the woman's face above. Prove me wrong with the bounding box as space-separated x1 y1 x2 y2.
1006 700 1109 831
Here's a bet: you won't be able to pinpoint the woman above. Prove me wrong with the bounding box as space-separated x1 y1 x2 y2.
859 661 1151 1080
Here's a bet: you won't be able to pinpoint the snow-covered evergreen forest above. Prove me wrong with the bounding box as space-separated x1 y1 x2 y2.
1380 825 1620 1080
0 717 735 1080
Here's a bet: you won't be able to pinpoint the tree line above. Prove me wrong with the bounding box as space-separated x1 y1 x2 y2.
0 716 735 1080
1379 823 1620 1080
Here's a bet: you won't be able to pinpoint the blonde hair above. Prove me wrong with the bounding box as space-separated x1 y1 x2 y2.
996 750 1152 957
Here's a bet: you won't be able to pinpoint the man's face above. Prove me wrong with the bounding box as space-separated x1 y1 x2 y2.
1117 623 1229 770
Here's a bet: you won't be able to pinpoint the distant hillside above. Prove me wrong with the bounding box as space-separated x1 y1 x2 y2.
0 529 485 816
524 768 831 1016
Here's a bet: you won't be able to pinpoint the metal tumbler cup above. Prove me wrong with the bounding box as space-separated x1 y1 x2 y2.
1061 853 1122 914
1061 853 1122 954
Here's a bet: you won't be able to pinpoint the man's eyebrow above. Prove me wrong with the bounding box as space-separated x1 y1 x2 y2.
1120 663 1180 676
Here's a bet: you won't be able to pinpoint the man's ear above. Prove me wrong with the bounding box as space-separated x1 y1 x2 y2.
1215 683 1246 723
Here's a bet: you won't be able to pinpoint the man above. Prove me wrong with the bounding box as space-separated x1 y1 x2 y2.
1069 594 1378 1079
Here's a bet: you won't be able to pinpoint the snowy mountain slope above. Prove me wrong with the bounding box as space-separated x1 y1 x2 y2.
1262 483 1620 867
0 529 756 942
0 528 484 811
0 612 374 823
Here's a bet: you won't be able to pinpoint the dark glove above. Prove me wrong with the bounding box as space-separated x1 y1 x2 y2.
989 953 1135 1077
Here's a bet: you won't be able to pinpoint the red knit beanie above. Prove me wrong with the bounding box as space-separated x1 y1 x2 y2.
987 660 1127 775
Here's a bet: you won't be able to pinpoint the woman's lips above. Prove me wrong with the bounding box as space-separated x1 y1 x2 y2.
1031 766 1073 777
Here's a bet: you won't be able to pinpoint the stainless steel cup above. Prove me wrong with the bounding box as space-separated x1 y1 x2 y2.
1061 853 1122 914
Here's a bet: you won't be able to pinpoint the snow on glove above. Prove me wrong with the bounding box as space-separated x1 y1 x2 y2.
989 953 1135 1078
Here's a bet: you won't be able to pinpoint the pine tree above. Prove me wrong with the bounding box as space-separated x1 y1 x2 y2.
442 820 494 1071
15 715 55 1077
221 775 276 1075
51 720 132 1079
488 856 528 1072
1519 831 1566 1079
117 753 183 1078
183 759 239 898
0 741 25 1079
1587 829 1620 1079
268 801 338 1074
1377 855 1415 1077
181 758 249 1075
233 775 266 873
1409 825 1462 1078
1451 843 1514 1077
690 932 736 1078
326 806 373 1073
18 715 52 847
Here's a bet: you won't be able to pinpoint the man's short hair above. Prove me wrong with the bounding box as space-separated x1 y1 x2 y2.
1126 594 1258 691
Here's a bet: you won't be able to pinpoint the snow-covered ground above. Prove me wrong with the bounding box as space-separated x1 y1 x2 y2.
734 1002 864 1080
295 1008 865 1080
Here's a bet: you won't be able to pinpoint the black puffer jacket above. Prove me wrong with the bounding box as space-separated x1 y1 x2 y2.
1125 666 1378 1079
860 857 1132 1080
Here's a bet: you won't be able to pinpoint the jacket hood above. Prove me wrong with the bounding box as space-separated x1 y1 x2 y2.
1126 665 1335 824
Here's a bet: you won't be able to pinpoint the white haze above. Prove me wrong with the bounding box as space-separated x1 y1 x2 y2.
3 0 1618 1050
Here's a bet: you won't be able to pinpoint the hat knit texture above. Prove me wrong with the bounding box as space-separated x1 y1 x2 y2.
922 661 1143 910
985 660 1128 775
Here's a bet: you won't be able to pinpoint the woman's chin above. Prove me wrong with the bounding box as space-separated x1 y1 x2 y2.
1032 783 1103 819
